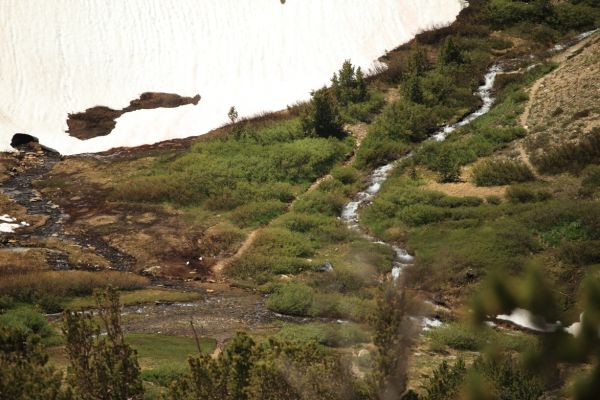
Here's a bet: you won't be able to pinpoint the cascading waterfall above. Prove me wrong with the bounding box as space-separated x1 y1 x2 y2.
341 65 501 279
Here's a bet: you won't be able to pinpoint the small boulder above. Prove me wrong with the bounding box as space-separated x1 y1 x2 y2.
317 261 333 272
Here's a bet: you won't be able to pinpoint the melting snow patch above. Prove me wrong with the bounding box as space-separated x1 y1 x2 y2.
496 308 596 337
422 317 443 331
0 214 29 233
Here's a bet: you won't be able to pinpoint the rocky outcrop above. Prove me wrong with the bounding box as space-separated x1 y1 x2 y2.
67 92 201 140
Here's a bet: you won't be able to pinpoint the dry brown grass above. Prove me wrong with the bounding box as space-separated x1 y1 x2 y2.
0 248 49 275
0 270 148 300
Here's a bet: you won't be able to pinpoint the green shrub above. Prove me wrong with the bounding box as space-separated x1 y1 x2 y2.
486 195 502 205
557 240 600 266
113 119 351 208
301 88 345 138
141 365 188 387
427 323 484 351
423 359 467 400
579 164 600 198
276 323 369 347
228 254 312 280
532 129 600 175
506 185 551 203
266 283 315 316
0 306 54 338
427 322 536 353
540 221 588 246
341 91 386 123
472 159 535 186
331 166 360 185
229 200 285 228
293 190 347 216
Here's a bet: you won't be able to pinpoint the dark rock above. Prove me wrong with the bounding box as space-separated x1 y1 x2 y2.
67 92 201 140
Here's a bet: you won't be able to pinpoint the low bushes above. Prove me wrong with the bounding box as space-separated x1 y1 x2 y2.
113 119 351 210
0 306 54 338
266 283 314 316
427 322 536 353
229 200 286 228
506 185 552 203
532 129 600 175
331 166 360 185
265 282 373 321
472 159 535 186
423 354 545 400
579 165 600 198
275 322 370 347
292 190 347 216
198 223 245 257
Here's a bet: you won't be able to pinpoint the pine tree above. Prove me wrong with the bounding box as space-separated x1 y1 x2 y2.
404 74 424 104
0 327 73 400
62 288 143 400
356 67 368 102
301 87 344 138
436 149 461 183
407 44 430 77
439 37 464 65
371 278 414 400
228 106 238 124
331 60 368 105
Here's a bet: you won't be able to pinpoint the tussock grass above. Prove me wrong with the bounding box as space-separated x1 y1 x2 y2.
0 271 148 310
532 128 600 174
472 159 535 186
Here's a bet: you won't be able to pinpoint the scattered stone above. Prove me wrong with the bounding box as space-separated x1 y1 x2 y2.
142 265 162 277
317 260 333 272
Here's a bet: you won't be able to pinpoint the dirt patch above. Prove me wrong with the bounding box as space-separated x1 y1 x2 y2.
80 214 120 227
522 33 600 159
121 283 281 342
424 181 507 199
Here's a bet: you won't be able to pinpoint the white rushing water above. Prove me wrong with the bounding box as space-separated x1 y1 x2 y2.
0 0 463 155
340 65 500 329
341 65 501 279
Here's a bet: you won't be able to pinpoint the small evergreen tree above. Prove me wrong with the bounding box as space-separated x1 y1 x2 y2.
407 44 430 77
403 74 424 104
301 87 345 138
62 288 143 400
0 327 72 400
228 106 238 124
436 149 461 183
371 278 414 400
331 60 368 105
439 37 464 65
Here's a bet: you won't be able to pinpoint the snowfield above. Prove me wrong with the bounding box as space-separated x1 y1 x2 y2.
0 0 462 154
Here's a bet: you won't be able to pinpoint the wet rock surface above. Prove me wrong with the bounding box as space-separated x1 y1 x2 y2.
0 148 135 271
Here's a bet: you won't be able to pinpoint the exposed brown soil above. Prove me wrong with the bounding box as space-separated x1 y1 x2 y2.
67 92 201 140
522 33 600 160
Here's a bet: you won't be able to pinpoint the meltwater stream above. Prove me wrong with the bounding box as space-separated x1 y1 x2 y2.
341 65 501 282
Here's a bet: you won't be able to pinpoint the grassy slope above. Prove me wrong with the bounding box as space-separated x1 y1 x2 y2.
4 0 599 396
